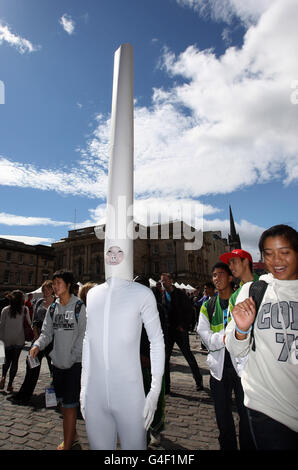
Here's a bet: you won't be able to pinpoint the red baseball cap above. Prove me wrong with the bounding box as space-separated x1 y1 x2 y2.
220 249 252 264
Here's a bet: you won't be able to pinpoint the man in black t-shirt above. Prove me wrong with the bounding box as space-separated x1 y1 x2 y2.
161 273 203 394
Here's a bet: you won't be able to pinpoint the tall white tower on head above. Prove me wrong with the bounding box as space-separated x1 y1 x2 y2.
104 43 134 281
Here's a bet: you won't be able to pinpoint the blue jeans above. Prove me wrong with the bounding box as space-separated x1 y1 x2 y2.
247 408 298 450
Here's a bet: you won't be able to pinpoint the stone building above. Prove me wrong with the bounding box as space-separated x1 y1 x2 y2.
52 221 229 288
0 238 55 296
0 221 229 296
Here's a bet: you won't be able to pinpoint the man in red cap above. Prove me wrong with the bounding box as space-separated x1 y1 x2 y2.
219 249 259 312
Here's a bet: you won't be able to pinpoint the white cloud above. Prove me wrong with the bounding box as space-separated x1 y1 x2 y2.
0 0 296 257
2 1 297 202
0 235 53 245
0 155 107 199
0 22 40 54
59 14 75 35
0 212 71 227
176 0 273 25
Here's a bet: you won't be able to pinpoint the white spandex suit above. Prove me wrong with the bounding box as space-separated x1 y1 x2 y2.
80 277 165 450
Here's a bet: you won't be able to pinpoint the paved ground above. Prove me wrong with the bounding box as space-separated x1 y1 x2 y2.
0 333 242 452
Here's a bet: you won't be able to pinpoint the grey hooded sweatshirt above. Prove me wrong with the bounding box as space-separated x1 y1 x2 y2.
34 294 86 370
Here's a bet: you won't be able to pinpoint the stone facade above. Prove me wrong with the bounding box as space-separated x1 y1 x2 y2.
0 222 229 296
52 222 229 288
0 238 54 296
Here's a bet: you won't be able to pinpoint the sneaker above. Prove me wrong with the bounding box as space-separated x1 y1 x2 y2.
150 432 161 447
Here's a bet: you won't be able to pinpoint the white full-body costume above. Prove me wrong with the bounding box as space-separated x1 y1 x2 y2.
80 44 165 450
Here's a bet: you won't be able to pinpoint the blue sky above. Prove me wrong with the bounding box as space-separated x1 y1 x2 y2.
0 0 297 261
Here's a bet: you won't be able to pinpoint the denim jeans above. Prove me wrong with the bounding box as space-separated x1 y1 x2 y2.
247 408 298 450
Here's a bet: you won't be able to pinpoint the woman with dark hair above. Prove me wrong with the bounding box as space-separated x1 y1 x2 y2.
225 224 298 450
13 280 55 403
0 290 32 392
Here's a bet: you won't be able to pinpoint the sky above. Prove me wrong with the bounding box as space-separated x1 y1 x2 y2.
0 0 297 262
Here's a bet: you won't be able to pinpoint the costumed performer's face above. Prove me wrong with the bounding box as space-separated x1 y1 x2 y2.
105 246 124 266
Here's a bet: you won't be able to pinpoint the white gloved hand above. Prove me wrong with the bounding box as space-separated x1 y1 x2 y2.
143 375 163 430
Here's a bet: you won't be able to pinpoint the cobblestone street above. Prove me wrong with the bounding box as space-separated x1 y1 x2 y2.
0 334 242 452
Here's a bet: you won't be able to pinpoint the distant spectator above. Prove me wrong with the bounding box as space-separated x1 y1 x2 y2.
25 293 34 320
78 282 97 306
0 290 31 393
13 280 55 404
161 273 203 393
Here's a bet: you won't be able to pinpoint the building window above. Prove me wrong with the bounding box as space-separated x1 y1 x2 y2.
77 257 84 277
153 245 159 254
167 243 173 252
16 271 21 284
6 252 11 262
4 270 9 283
153 262 159 274
167 260 174 273
18 254 23 264
28 272 33 285
29 255 34 265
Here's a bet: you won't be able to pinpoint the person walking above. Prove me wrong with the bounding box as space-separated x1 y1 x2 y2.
29 270 86 450
13 280 55 403
197 262 254 450
226 224 298 450
161 273 203 394
0 290 32 393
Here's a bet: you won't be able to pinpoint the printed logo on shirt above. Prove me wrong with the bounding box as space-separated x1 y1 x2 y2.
53 311 75 330
257 301 298 363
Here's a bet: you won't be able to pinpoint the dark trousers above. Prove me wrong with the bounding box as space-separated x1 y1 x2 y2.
17 342 53 400
210 366 255 450
2 347 22 386
165 327 202 392
247 408 298 450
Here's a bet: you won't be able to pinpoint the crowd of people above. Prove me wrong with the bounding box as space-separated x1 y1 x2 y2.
0 223 297 451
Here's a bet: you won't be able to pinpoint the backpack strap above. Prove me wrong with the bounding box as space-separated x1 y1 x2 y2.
49 301 57 320
248 280 268 351
206 295 217 324
74 300 83 323
35 297 44 309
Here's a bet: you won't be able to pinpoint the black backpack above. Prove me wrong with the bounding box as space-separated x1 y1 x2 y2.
248 280 268 351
